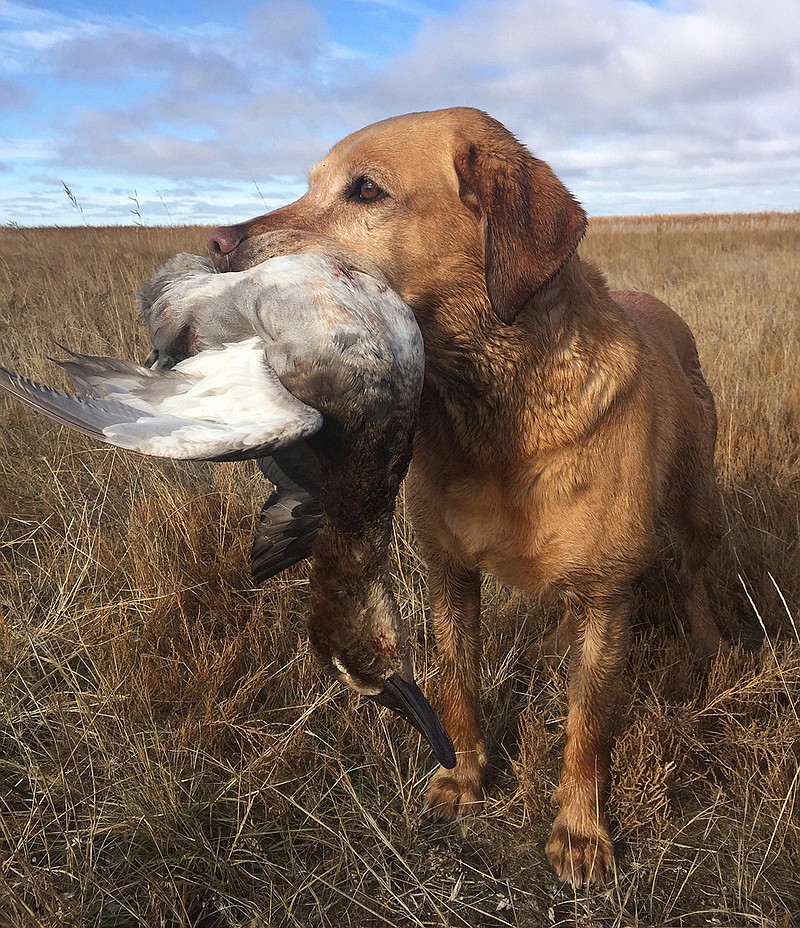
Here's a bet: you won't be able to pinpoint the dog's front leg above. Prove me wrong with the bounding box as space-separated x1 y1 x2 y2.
422 553 487 819
545 589 630 886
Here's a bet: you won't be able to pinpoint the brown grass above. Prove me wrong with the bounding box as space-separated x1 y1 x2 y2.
1 216 798 927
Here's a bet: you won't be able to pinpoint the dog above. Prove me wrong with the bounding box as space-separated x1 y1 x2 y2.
207 107 724 885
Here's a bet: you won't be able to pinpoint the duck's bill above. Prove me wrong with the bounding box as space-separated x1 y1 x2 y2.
370 674 456 769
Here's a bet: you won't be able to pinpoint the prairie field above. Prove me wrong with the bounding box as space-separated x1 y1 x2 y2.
0 214 798 927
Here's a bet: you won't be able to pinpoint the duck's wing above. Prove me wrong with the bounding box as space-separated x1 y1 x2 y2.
0 338 322 462
251 447 323 583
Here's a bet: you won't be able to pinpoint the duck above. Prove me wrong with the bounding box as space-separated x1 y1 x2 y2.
0 251 456 770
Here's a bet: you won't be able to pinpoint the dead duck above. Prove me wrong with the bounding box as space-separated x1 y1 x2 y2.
0 252 456 769
137 255 323 582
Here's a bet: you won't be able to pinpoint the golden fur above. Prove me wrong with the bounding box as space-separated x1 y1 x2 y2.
208 107 724 885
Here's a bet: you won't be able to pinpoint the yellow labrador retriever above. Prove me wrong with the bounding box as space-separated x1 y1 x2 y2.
208 107 724 885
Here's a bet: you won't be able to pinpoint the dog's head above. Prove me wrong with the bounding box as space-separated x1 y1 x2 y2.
209 107 587 324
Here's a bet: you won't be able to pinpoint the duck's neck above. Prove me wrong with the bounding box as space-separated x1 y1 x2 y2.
304 417 409 665
307 497 403 682
310 405 412 536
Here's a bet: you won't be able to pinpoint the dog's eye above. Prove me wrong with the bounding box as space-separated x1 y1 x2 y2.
352 177 386 203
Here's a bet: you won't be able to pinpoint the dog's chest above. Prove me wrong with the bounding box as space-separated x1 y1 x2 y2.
440 475 513 558
431 472 557 590
412 430 607 593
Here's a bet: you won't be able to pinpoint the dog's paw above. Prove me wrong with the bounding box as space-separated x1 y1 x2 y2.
424 769 483 821
546 815 614 887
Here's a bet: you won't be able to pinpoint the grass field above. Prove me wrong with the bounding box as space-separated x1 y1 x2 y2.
0 215 798 927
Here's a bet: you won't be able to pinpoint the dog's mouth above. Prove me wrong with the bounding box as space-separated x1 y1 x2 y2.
216 252 233 273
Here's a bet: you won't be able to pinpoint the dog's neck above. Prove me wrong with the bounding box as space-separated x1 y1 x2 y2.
416 257 606 379
414 256 644 464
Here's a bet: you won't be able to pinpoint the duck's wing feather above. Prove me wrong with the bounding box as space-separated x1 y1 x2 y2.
251 448 323 583
0 338 322 462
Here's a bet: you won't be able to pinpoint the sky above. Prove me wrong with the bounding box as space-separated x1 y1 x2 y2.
1 0 799 226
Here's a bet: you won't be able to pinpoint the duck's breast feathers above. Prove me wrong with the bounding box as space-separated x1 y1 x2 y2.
0 338 322 461
138 252 423 383
240 254 424 397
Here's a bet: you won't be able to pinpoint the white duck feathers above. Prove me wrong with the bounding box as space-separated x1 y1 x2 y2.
0 253 423 464
0 338 323 461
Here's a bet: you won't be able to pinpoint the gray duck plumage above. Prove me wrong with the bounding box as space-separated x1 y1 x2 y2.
0 252 455 769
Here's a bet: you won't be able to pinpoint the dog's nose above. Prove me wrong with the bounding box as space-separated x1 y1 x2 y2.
208 224 244 268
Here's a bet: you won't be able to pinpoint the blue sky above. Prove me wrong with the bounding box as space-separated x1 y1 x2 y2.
1 0 798 226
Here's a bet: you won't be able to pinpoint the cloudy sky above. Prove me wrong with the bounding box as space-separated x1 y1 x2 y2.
1 0 798 226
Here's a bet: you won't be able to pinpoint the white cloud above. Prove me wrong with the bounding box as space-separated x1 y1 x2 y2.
0 1 105 70
1 0 799 225
371 0 800 128
0 74 28 106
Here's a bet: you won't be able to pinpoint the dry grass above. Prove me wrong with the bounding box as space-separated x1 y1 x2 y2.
0 216 798 927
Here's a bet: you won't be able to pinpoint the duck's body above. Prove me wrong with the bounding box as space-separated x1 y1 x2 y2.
0 253 455 769
139 253 420 580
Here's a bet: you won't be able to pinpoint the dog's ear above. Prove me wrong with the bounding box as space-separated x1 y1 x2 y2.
455 134 587 323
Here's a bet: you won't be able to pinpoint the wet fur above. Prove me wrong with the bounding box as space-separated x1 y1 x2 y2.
208 107 724 885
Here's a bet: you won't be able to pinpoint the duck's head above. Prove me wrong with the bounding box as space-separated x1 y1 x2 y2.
307 530 455 769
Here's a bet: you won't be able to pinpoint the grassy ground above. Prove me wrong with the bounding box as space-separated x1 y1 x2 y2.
0 216 798 927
